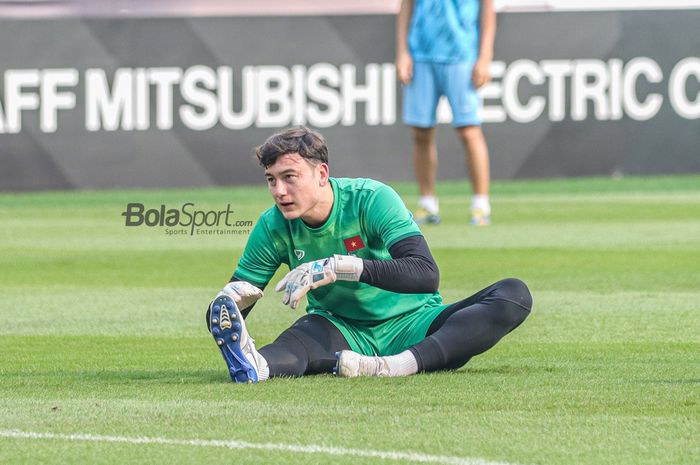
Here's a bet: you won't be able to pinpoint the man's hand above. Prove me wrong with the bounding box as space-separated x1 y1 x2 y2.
472 58 491 89
396 50 414 85
275 255 363 309
219 281 264 310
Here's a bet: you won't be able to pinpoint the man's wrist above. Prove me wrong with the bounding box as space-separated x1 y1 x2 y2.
332 254 364 281
477 53 493 63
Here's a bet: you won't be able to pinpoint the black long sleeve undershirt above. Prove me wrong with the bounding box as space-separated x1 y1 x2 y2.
359 235 439 294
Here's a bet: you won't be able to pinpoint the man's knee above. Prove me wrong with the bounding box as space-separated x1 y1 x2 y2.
411 126 436 147
494 278 532 312
491 278 532 333
456 125 483 144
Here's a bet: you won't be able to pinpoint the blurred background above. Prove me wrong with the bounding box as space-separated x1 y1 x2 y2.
0 0 698 191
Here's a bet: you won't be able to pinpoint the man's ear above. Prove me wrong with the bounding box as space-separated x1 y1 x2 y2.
317 163 330 186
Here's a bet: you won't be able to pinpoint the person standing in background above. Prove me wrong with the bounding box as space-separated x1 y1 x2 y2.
396 0 496 226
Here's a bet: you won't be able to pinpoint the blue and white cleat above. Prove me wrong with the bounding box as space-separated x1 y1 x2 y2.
413 207 441 225
469 208 491 226
208 295 262 383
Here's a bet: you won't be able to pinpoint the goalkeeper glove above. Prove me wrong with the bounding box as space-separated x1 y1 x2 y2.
274 255 363 309
217 281 264 310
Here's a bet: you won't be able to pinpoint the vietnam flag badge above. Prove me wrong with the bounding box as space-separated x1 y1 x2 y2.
343 235 365 253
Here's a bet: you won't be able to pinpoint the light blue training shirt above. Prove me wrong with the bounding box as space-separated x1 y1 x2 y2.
408 0 482 64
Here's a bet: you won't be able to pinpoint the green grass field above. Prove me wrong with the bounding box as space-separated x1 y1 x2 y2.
0 175 698 465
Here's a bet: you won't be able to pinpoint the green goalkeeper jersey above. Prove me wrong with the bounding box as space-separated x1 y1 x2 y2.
234 177 443 322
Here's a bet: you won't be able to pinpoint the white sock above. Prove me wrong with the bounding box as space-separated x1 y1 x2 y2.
471 195 490 215
246 351 270 381
419 196 439 215
382 350 419 377
257 359 270 381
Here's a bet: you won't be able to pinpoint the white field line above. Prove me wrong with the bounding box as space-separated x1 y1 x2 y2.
0 429 523 465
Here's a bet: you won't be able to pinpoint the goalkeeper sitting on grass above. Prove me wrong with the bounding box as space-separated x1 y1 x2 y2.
207 126 532 383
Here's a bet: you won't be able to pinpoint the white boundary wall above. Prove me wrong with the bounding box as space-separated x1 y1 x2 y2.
498 0 700 12
2 1 700 19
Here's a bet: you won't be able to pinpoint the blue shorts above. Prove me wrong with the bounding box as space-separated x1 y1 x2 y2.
402 61 482 128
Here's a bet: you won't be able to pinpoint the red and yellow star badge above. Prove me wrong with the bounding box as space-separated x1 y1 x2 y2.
343 235 365 253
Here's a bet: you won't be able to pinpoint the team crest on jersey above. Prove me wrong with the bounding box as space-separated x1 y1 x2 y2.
294 249 305 260
343 235 365 253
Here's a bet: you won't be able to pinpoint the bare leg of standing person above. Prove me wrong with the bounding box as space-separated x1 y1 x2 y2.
412 126 441 224
456 125 491 225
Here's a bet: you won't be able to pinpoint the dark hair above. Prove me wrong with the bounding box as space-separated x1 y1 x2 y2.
255 126 329 168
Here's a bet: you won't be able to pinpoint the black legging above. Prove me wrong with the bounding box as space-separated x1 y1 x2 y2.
410 277 532 372
259 314 351 377
258 278 532 377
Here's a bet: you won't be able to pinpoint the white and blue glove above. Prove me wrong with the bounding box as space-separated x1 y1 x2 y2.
217 281 264 310
274 255 363 309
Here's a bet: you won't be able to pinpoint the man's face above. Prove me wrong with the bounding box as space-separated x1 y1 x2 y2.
264 153 328 221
